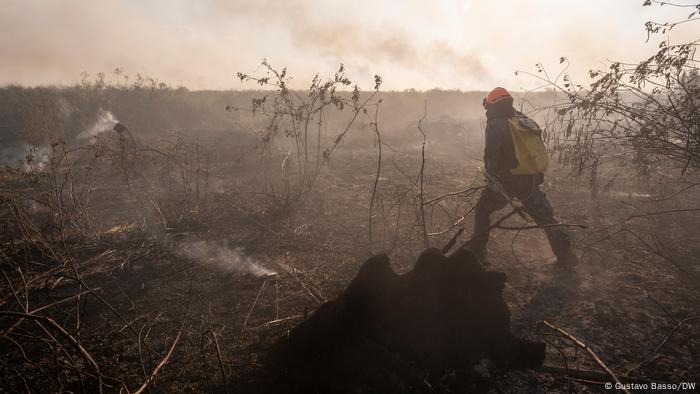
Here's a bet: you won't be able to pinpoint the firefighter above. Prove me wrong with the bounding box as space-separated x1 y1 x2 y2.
465 87 578 267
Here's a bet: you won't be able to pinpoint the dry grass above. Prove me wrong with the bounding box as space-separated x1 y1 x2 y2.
1 86 698 392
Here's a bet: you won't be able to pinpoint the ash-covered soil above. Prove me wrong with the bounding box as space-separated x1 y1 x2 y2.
2 143 698 393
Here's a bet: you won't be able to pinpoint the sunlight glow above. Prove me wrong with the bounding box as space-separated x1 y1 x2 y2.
463 0 473 13
1 0 697 90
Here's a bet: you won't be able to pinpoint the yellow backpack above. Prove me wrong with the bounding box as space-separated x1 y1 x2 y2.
508 114 548 175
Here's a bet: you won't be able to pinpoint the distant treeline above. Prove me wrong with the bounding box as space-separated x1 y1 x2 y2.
0 84 556 154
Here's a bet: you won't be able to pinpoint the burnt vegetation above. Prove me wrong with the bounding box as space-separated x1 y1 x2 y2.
1 2 700 393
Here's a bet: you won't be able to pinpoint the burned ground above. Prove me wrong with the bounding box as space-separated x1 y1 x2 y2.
252 248 544 393
1 88 699 393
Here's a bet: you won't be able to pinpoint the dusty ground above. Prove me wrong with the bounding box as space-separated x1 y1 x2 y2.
1 137 699 393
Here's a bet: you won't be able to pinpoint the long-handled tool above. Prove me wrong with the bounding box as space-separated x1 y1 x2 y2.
448 168 535 255
478 167 530 221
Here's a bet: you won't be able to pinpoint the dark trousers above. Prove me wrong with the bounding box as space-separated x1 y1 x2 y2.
469 174 572 259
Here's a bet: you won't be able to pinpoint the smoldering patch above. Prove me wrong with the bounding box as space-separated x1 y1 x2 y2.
78 109 119 142
175 239 276 278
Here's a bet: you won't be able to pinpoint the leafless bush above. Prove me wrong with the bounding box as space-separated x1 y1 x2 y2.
518 2 700 280
143 135 213 229
231 60 382 213
4 141 99 241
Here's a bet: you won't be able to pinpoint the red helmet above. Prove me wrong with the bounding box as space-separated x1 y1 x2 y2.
483 87 512 108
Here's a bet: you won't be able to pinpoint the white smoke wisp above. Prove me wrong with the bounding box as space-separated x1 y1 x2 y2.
24 145 51 171
78 109 119 142
0 144 51 171
177 240 276 278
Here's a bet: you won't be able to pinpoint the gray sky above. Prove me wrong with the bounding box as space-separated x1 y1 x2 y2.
1 0 697 90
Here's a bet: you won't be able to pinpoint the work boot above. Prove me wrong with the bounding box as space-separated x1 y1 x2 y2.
555 251 578 268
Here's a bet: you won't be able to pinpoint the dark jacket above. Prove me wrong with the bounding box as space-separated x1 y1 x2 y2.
484 100 517 177
483 101 543 183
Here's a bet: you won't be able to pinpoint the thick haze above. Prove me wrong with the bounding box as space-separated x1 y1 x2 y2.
1 0 697 90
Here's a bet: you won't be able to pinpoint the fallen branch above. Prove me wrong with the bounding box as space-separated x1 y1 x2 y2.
133 329 182 394
0 288 98 339
653 315 696 354
541 363 671 386
457 209 520 251
422 185 484 205
539 364 610 382
0 310 105 394
624 354 662 378
541 320 630 394
260 314 303 328
495 222 588 231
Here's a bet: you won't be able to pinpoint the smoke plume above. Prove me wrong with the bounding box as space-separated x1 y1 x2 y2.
176 240 276 278
78 110 119 142
0 144 50 170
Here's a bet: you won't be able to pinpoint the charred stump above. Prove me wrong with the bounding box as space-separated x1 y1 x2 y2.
255 248 545 393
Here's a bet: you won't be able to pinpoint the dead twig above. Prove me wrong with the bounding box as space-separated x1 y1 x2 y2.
541 320 630 394
539 365 609 383
624 286 676 323
456 208 520 251
368 102 382 250
133 329 182 394
440 228 464 255
0 288 97 339
242 279 269 332
624 354 662 378
495 222 588 230
276 263 324 304
0 310 106 394
653 315 696 354
201 330 229 394
540 364 665 386
416 100 429 248
422 184 484 205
